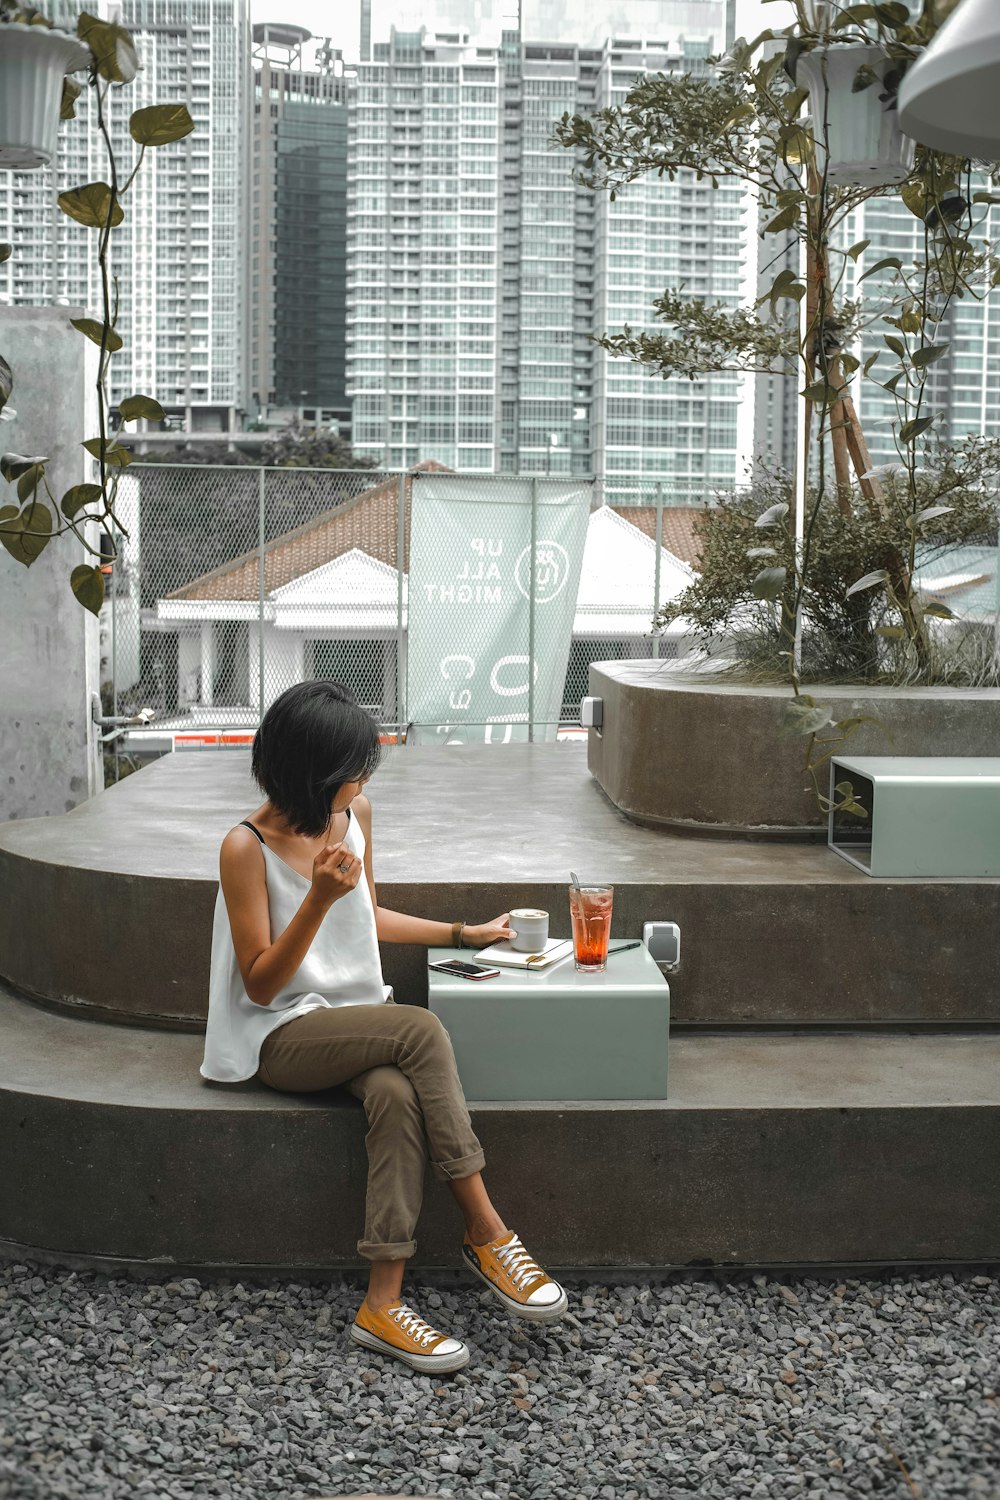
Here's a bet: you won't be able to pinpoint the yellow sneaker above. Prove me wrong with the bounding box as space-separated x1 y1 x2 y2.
350 1298 470 1373
462 1229 568 1322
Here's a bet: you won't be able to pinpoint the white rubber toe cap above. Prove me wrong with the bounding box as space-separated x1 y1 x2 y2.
435 1337 466 1356
527 1282 564 1306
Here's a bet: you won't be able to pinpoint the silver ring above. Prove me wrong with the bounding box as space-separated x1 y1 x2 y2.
339 861 351 873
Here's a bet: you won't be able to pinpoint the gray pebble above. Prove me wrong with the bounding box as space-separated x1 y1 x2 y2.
1 1260 998 1499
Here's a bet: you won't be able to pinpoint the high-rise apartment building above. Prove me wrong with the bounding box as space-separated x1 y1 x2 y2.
250 24 351 424
0 0 251 433
347 29 504 472
346 1 750 498
848 191 1000 467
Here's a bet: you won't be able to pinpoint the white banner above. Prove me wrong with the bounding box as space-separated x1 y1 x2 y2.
406 476 591 742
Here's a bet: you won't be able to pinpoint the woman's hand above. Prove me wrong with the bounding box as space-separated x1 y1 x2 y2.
462 912 512 948
310 841 361 909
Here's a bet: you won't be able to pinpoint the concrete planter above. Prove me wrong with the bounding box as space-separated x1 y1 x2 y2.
0 23 88 171
587 660 1000 838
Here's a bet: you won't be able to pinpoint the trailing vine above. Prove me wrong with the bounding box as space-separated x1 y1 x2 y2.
0 3 193 611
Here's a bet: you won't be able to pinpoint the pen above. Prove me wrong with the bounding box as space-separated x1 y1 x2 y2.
607 941 643 955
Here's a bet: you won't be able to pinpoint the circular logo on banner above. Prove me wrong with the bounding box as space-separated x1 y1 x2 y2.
515 541 571 603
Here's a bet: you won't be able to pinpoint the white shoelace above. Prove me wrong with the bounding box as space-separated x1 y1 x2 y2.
389 1303 441 1347
494 1234 545 1292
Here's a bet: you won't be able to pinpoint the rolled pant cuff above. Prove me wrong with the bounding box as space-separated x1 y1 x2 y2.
431 1147 486 1183
357 1238 417 1261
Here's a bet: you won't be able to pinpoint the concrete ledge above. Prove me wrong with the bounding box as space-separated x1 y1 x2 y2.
1 746 999 1027
587 661 1000 835
2 988 999 1271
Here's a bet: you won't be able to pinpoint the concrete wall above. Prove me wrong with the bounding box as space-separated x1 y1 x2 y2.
0 307 101 819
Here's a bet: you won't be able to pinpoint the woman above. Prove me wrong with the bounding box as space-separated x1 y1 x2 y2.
201 680 568 1373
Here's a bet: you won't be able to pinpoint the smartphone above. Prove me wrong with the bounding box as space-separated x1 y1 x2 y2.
428 959 501 980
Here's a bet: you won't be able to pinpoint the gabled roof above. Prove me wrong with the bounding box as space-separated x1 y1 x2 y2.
163 462 451 604
609 505 706 567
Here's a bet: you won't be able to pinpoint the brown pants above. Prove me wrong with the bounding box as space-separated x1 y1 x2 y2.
256 999 486 1260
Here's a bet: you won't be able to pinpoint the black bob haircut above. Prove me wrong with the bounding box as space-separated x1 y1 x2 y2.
251 680 384 836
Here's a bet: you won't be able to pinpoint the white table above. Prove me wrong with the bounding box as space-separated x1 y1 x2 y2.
427 943 670 1102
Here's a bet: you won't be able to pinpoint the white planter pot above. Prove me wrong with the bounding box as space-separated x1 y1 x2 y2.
797 44 916 188
0 22 89 171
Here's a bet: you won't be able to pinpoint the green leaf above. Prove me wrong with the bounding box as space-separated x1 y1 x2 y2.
77 11 139 84
746 546 778 559
721 102 755 133
875 625 907 638
900 179 930 219
779 123 812 166
0 503 21 561
899 415 935 442
781 698 833 736
911 343 949 368
846 238 870 261
118 394 165 422
899 308 922 334
846 569 888 599
60 482 103 520
921 600 955 619
883 334 906 357
863 352 880 376
57 182 124 230
764 204 799 234
0 500 53 566
70 318 124 353
751 565 787 601
755 502 789 528
60 76 82 121
875 1 911 26
760 267 807 318
0 244 11 265
129 104 196 147
908 504 953 527
1 452 47 482
881 372 904 394
841 354 860 377
972 191 1000 205
859 256 903 283
852 62 880 93
832 4 878 27
83 438 132 467
802 380 842 404
0 355 11 417
70 563 106 616
16 463 45 503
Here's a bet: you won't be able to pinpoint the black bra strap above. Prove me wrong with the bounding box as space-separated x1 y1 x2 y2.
239 819 265 844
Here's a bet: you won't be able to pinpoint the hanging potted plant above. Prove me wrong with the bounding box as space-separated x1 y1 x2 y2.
795 41 916 186
0 5 89 170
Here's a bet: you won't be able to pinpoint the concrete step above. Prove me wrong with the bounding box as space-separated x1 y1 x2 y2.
3 987 998 1273
1 746 998 1028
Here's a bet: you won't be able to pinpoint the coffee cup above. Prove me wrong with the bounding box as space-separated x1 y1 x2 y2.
509 908 549 953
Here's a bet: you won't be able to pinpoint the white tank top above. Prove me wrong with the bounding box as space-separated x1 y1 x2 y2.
200 808 390 1083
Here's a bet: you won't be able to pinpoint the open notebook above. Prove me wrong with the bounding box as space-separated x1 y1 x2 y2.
475 938 575 971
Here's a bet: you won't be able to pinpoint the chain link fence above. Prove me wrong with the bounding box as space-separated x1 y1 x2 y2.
102 465 696 760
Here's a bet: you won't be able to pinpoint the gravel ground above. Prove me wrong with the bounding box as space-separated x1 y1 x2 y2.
1 1258 998 1500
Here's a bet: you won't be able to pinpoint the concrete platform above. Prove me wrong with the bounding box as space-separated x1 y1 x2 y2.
2 986 998 1272
1 746 997 1027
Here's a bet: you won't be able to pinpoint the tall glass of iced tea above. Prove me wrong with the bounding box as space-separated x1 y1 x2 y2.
568 884 614 972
